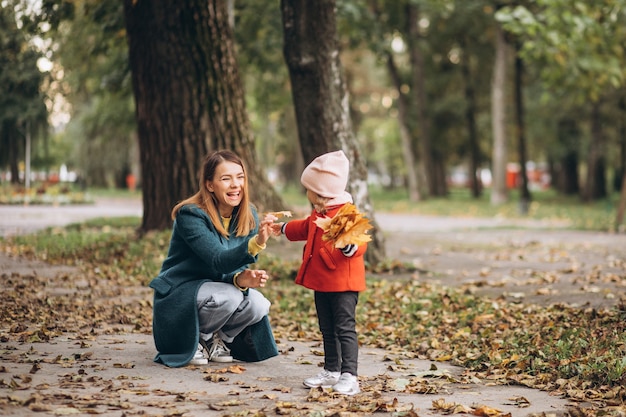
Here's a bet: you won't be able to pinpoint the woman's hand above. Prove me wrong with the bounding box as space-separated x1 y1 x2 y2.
237 269 269 288
256 213 278 246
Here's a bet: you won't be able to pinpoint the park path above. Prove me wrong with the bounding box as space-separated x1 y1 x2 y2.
2 197 624 416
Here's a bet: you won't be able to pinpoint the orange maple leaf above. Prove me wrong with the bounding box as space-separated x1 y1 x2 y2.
314 203 373 248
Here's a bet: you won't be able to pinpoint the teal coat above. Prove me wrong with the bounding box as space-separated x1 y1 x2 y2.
149 204 260 367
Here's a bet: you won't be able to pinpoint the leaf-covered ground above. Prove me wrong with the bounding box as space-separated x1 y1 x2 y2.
1 220 625 416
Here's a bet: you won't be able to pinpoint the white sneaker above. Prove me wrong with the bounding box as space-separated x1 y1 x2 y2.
303 369 341 388
332 372 360 395
204 334 233 363
188 344 208 365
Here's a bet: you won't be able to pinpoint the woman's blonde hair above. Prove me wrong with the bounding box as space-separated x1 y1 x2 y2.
171 150 256 237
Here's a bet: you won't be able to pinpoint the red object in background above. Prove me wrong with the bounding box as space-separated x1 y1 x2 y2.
126 174 136 191
506 163 519 189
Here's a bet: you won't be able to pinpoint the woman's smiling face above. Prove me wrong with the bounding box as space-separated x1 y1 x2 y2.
206 160 245 217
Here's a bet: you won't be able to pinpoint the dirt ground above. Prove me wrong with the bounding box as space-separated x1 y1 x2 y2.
1 203 626 416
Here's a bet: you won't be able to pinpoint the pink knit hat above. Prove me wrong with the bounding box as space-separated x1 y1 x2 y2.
301 150 352 203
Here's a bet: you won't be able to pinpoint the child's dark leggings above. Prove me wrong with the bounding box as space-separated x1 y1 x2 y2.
314 291 359 376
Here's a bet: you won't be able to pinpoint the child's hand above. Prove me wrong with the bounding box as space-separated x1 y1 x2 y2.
269 222 284 236
257 214 278 245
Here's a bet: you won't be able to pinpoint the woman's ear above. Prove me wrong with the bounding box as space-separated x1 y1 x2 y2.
205 180 213 192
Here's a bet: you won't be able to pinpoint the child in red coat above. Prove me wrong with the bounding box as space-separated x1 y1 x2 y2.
272 150 367 395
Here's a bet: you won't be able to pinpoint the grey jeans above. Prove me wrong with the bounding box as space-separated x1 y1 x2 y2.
196 282 270 343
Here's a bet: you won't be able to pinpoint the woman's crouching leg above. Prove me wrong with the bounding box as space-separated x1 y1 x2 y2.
197 282 245 337
219 289 270 342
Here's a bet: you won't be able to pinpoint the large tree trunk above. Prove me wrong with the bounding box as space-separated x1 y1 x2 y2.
385 52 421 202
490 23 508 205
280 0 385 265
123 0 282 232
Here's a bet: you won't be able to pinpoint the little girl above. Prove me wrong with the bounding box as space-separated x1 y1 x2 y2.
273 150 367 395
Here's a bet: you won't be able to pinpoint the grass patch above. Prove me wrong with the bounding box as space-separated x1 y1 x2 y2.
0 183 93 205
375 187 622 231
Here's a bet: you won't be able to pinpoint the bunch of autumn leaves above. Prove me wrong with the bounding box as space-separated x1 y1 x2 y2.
270 203 373 248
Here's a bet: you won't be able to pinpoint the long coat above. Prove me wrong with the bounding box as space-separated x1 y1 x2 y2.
283 204 367 292
149 204 262 367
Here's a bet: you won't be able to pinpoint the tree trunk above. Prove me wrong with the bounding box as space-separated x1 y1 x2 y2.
514 43 531 213
407 3 436 197
280 0 385 265
459 36 482 198
123 0 283 233
385 52 421 202
616 169 626 232
4 124 21 185
555 118 580 194
615 96 626 193
583 102 607 201
490 23 508 205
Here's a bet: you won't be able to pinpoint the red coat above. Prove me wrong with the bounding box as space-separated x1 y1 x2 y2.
283 205 367 292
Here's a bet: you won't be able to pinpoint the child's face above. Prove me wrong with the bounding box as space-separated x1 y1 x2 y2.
307 189 328 212
306 189 321 205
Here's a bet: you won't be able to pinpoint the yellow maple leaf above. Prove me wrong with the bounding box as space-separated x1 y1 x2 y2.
314 203 373 248
265 210 292 218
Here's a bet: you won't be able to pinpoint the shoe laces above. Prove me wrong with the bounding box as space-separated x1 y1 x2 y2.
209 335 231 358
194 344 205 357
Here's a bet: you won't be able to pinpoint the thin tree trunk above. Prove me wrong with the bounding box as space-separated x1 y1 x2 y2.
385 52 421 202
514 43 531 213
5 124 21 185
407 3 434 197
490 24 508 205
281 0 385 265
124 0 282 232
555 118 580 194
459 36 482 198
583 102 607 201
616 170 626 231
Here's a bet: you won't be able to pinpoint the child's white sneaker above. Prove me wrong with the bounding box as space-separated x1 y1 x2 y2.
332 372 360 395
303 369 341 388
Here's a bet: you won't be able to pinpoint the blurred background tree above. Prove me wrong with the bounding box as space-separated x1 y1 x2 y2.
0 0 48 186
1 0 626 229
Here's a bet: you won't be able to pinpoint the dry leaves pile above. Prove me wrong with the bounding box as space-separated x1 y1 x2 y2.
1 222 626 416
314 203 373 248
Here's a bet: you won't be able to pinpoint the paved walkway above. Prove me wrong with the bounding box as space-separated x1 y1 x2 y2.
2 198 609 416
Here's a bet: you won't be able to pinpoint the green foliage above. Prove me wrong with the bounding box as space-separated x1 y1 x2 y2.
496 0 626 102
41 1 136 187
0 1 49 171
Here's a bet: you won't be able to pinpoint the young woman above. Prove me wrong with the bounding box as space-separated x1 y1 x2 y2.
150 150 277 367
